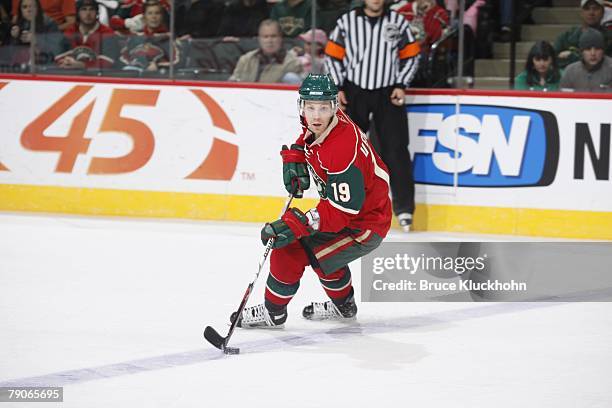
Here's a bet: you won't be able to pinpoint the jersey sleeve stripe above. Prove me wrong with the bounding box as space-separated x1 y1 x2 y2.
354 229 372 243
373 162 390 185
315 236 354 259
328 198 360 215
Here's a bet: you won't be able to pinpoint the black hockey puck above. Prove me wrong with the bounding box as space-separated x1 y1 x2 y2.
224 347 240 355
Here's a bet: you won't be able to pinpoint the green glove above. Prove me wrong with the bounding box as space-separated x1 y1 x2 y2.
261 208 314 249
280 144 310 198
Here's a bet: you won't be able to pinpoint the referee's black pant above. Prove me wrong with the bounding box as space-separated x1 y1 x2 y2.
343 81 415 216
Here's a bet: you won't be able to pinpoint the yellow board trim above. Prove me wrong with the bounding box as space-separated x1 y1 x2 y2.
0 184 316 222
409 204 612 240
1 184 612 240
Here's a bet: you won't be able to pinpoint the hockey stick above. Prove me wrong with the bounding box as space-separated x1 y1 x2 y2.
204 193 294 354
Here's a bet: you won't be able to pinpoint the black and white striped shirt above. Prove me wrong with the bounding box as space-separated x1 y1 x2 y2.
324 7 420 90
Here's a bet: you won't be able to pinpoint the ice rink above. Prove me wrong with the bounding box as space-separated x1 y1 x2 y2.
1 212 611 408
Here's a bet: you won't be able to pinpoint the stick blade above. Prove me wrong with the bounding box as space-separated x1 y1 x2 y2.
224 346 240 355
204 326 225 350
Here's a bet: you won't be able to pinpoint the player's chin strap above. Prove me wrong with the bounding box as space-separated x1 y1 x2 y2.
300 115 338 146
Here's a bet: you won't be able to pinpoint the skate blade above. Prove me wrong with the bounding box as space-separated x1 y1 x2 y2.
303 316 356 322
240 323 285 330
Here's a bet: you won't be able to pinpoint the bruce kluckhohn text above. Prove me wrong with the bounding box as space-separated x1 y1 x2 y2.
372 279 528 292
370 254 527 293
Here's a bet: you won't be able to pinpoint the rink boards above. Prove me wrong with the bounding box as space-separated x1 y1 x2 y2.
0 76 611 239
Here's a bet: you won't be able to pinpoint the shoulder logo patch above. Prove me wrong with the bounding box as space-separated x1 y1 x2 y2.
383 23 401 44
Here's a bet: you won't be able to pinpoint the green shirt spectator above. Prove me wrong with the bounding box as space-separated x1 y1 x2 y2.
514 70 561 91
554 0 612 68
514 41 562 91
270 0 313 38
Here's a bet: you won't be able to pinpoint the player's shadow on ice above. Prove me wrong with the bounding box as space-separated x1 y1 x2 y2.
243 301 566 368
249 321 435 370
313 326 429 370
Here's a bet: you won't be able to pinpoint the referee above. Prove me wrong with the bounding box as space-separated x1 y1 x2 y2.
324 0 420 231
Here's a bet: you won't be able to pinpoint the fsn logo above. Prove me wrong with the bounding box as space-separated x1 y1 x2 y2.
408 104 559 187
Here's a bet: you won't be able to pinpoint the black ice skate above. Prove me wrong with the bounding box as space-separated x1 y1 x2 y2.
231 303 287 329
302 293 357 321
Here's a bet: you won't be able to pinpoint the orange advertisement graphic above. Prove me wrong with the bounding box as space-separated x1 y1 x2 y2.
88 89 159 174
14 84 237 181
21 85 94 173
186 89 238 181
20 86 160 175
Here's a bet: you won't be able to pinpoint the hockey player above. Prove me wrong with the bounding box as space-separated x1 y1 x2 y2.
234 73 392 328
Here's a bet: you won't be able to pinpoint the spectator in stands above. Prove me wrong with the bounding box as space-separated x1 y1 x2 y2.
444 0 484 35
171 0 191 37
217 0 268 38
111 0 145 33
11 0 75 31
496 0 541 43
8 0 61 66
603 0 611 26
229 19 303 82
293 28 327 75
555 0 612 68
317 0 348 34
179 0 225 37
92 0 119 26
55 0 119 69
1 0 10 45
270 0 312 37
110 0 170 35
442 0 484 77
514 40 562 91
398 0 449 53
560 28 612 92
119 0 178 72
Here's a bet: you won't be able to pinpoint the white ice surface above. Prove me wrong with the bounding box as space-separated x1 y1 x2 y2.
0 213 611 408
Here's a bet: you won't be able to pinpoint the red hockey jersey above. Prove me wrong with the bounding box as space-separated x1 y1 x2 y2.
298 109 392 237
56 23 119 69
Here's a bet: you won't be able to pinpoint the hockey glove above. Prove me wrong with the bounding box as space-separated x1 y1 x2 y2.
281 144 310 198
261 208 314 248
